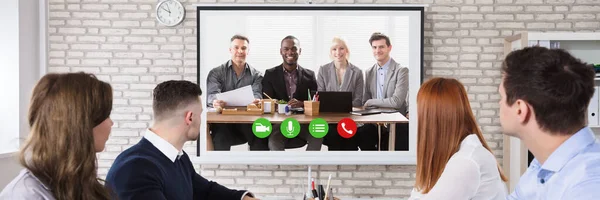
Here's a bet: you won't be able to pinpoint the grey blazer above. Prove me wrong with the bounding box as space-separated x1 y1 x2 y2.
363 58 409 115
0 169 55 200
317 61 364 107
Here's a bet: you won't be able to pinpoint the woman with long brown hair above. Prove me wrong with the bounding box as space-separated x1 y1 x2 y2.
409 77 507 200
0 72 113 199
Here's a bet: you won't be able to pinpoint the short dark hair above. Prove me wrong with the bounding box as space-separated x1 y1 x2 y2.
281 35 300 47
369 32 391 46
153 80 202 120
502 46 595 135
231 34 249 44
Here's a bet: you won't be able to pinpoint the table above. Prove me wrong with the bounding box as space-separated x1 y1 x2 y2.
200 111 408 153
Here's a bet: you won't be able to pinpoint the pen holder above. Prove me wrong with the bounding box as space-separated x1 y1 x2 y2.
304 101 320 116
262 99 275 114
277 103 288 114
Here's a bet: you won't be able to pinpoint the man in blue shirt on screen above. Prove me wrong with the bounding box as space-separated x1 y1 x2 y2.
357 32 409 151
500 46 600 199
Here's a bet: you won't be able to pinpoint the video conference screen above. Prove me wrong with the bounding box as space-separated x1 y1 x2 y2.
196 5 424 164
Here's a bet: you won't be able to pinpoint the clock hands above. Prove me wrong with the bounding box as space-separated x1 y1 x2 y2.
161 7 170 14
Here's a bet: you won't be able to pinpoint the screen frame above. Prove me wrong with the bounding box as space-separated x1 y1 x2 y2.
195 4 425 165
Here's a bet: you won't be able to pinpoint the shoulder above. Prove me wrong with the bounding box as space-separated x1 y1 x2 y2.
451 136 500 174
208 62 228 75
109 145 163 178
447 153 480 169
408 188 424 200
299 66 315 76
107 155 163 186
0 169 54 199
392 60 408 72
562 145 600 181
348 63 362 73
320 62 333 70
365 64 377 73
247 64 262 76
265 65 281 74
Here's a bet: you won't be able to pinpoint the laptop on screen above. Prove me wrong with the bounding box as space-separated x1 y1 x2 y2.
315 91 352 113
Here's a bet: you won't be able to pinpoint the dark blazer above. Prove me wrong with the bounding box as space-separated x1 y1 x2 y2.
262 64 318 103
105 138 248 200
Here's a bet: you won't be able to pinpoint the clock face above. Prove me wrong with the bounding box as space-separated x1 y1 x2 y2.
156 0 185 26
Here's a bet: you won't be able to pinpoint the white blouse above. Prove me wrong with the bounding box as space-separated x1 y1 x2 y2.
409 134 507 200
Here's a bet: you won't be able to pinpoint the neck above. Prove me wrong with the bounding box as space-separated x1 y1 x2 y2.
377 57 390 67
520 127 573 165
149 121 188 151
232 61 245 70
334 61 347 69
283 63 297 72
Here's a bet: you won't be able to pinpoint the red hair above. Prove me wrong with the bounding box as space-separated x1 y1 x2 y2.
415 77 507 193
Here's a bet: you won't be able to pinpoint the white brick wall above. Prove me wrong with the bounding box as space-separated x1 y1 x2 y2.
47 0 600 198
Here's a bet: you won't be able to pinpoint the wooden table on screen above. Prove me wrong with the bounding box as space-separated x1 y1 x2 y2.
200 111 408 153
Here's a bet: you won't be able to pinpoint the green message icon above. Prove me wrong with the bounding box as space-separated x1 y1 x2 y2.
252 118 272 138
280 118 301 139
309 118 328 138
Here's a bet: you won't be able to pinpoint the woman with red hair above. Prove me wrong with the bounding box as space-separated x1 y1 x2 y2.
409 77 508 200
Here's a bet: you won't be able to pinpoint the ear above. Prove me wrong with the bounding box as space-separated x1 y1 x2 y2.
388 44 393 51
298 48 302 55
515 99 532 124
184 111 194 126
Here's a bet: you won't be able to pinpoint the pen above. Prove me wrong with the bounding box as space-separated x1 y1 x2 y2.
324 174 332 200
263 92 273 100
311 178 318 198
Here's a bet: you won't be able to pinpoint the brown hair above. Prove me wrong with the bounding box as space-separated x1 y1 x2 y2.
369 32 391 46
415 77 507 193
152 80 202 121
22 72 113 199
502 46 594 135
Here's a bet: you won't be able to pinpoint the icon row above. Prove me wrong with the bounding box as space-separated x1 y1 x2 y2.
251 118 357 139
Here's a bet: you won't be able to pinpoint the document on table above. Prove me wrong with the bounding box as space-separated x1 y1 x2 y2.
215 85 255 106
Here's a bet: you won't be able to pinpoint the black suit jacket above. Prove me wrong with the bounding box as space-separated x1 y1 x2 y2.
262 64 318 103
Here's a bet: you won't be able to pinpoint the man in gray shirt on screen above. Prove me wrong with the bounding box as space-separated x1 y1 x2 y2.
357 32 409 151
206 34 268 151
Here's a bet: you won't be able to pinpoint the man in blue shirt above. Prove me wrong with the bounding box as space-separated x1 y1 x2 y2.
106 80 257 200
356 32 409 151
500 46 600 199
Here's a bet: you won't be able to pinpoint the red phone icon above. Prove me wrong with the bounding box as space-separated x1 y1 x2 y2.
337 118 357 139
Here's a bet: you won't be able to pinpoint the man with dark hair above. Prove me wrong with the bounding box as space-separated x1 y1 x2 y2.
207 34 268 151
356 32 409 151
262 35 322 150
501 46 600 199
106 80 258 200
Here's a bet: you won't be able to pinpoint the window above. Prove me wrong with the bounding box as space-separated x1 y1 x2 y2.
200 11 411 77
0 0 20 154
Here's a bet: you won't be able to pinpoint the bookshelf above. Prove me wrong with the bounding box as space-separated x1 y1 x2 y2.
503 32 600 191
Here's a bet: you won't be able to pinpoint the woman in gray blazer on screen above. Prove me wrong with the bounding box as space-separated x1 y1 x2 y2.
317 36 364 107
318 36 364 150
